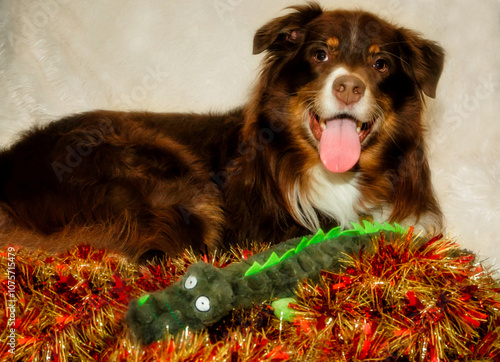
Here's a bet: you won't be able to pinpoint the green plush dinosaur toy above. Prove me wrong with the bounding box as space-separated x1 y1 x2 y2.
127 221 408 344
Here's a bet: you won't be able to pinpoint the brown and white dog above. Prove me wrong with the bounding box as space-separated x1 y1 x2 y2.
0 3 444 261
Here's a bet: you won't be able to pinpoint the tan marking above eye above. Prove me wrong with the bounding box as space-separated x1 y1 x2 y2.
326 37 339 49
369 44 380 54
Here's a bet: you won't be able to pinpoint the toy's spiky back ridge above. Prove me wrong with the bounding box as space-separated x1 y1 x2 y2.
128 221 409 342
243 221 407 277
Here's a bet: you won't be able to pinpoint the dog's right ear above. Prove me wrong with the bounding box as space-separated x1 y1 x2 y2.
253 3 323 55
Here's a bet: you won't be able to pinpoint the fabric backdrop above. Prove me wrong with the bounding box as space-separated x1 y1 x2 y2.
0 0 499 265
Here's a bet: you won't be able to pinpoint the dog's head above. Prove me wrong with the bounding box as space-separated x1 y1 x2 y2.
247 3 444 230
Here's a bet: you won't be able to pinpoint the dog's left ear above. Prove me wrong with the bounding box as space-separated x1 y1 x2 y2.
253 3 323 55
397 29 445 98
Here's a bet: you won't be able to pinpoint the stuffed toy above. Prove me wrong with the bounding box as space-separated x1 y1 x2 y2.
127 221 409 344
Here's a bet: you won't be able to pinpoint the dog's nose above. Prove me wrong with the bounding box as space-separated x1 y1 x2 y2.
333 75 366 106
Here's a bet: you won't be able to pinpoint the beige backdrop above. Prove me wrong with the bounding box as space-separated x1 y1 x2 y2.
1 0 499 265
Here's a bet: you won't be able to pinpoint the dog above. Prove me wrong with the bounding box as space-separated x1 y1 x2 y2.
0 3 444 262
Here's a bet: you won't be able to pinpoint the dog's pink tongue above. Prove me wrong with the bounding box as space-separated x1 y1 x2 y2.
319 119 361 173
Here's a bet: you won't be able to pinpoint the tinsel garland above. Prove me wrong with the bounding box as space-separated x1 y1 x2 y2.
1 231 499 361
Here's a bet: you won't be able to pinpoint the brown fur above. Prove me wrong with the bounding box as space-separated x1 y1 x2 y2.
0 3 444 261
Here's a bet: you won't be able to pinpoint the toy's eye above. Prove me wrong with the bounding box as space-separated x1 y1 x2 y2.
195 296 210 312
313 49 329 63
184 275 197 290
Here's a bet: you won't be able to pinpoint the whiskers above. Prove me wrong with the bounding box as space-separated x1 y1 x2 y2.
370 102 386 123
371 97 403 151
378 48 411 68
291 93 318 117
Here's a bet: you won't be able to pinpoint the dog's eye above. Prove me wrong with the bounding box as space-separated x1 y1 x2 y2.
313 50 329 63
373 58 388 72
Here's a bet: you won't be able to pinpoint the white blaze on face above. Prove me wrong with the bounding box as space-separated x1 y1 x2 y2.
311 67 376 173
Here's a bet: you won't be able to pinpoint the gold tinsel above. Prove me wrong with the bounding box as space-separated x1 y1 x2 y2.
1 231 500 361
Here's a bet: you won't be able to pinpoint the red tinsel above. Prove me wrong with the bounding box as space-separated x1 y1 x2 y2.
1 231 499 361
